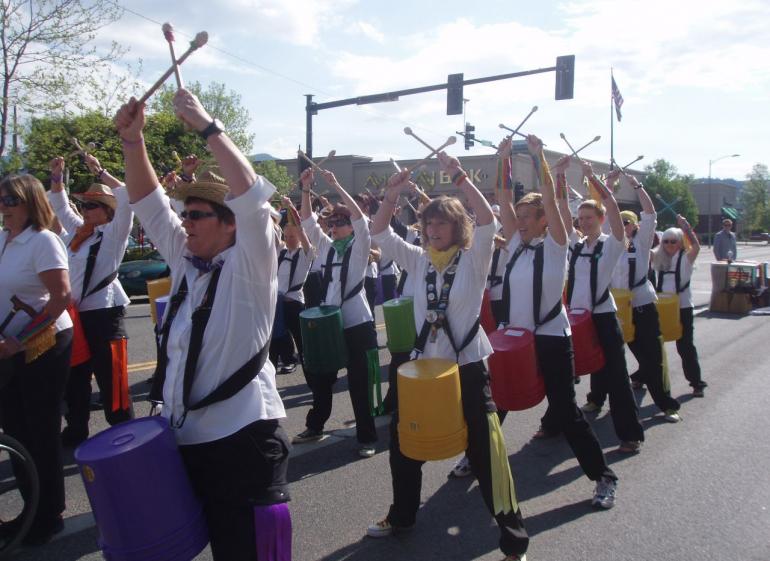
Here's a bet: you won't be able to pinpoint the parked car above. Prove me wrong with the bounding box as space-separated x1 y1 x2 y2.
118 250 170 296
749 232 769 242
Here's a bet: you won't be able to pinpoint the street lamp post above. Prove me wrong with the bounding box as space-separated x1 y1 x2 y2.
707 153 740 246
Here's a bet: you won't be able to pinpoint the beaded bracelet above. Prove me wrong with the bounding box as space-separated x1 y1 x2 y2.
50 174 63 183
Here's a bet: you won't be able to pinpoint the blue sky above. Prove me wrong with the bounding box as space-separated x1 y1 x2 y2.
99 0 769 181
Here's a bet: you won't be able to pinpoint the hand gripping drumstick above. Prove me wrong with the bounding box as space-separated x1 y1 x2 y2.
498 105 538 140
162 23 184 89
138 31 208 104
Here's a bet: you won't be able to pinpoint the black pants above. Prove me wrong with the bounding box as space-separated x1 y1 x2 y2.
387 361 528 557
676 307 705 388
585 312 644 442
382 351 410 414
305 321 378 443
593 304 680 413
180 419 290 561
64 307 133 438
303 271 323 309
269 298 305 367
0 328 72 535
365 277 377 316
381 274 397 303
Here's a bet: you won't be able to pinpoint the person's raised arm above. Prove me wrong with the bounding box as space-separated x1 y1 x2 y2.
84 153 123 189
677 214 701 262
528 134 567 245
625 173 654 214
553 155 573 237
318 169 364 220
172 89 255 198
299 168 314 221
373 169 411 235
582 161 623 241
438 151 493 226
49 157 66 193
282 195 311 253
496 138 518 241
114 98 158 203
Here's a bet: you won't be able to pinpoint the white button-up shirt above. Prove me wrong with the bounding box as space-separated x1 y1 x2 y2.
568 230 626 314
612 212 658 308
373 220 498 366
503 232 571 337
48 189 132 311
131 181 285 446
301 214 373 329
0 227 72 336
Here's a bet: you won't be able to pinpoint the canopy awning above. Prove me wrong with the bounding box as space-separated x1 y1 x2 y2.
721 206 739 220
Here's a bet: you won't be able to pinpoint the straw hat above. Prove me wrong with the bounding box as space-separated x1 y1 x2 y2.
72 183 116 210
170 169 229 207
620 210 639 226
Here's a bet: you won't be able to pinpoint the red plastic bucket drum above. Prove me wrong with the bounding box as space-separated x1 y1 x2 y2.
568 308 605 376
480 289 497 335
488 327 544 411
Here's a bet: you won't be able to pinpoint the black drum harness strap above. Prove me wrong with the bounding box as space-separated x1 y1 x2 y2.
567 238 610 310
626 236 648 292
320 244 364 306
78 233 120 304
500 240 562 333
278 248 305 293
150 265 270 428
655 250 690 294
412 251 479 362
487 247 503 288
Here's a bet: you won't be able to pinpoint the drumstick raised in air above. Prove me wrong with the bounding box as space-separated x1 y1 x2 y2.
162 23 184 89
403 127 437 153
499 105 538 140
405 137 456 173
560 133 599 160
138 31 208 104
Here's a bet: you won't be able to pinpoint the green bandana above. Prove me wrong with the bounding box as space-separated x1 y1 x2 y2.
331 233 355 256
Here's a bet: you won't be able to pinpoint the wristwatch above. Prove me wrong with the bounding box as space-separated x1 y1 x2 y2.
199 119 224 140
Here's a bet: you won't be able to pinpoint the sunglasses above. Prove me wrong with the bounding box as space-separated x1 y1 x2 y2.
181 210 217 221
0 194 22 207
80 201 104 210
622 220 631 226
662 239 679 245
327 219 351 228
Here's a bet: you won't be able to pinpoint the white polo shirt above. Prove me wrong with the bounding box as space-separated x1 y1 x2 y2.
503 232 571 337
568 230 626 314
611 212 657 308
302 213 373 328
48 188 132 311
0 227 73 336
131 180 285 446
372 220 498 366
277 246 312 304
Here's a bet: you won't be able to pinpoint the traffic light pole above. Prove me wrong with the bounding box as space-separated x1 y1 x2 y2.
302 57 574 167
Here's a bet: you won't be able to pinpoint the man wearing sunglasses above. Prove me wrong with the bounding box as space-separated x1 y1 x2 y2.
114 89 291 561
48 155 135 446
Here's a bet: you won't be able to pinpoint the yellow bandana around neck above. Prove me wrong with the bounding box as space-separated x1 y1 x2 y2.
427 245 460 272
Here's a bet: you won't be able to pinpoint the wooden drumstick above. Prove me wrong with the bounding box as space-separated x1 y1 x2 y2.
297 150 324 172
315 149 336 168
162 23 184 89
499 105 538 140
390 158 402 172
138 31 208 104
405 136 456 173
559 133 582 159
574 135 601 155
403 126 437 153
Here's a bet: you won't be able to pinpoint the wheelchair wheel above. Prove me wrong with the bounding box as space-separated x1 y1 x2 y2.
0 433 39 558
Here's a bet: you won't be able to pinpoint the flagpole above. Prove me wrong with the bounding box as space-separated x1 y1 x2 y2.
610 68 615 170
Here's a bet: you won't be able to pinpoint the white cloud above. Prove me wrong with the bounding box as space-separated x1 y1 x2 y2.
347 21 385 43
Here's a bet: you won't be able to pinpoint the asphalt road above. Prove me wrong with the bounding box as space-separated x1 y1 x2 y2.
4 243 770 561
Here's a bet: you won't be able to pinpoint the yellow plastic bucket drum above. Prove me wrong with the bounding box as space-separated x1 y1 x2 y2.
656 292 682 342
146 277 172 325
610 288 635 343
382 297 416 353
397 358 468 462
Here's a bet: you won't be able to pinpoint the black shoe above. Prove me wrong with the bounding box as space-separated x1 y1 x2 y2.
292 428 323 444
22 516 64 546
61 427 88 448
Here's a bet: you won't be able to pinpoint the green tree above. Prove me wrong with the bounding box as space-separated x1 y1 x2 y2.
149 81 255 154
0 0 125 157
253 159 294 196
740 163 770 232
642 159 699 230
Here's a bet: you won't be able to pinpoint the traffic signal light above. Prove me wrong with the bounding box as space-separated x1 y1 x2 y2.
555 55 575 100
447 73 464 115
514 181 524 202
464 123 475 150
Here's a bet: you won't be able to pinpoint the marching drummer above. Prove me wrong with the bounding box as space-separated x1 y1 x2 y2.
48 155 135 446
368 153 528 561
114 90 291 561
559 161 645 454
296 167 379 458
269 197 313 374
494 136 619 507
652 217 707 397
606 174 682 421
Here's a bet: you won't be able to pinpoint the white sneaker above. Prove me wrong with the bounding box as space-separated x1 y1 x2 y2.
366 518 413 538
448 455 472 478
501 554 527 561
592 476 617 509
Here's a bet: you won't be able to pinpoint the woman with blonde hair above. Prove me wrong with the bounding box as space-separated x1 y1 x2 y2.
367 152 528 561
0 174 72 545
652 217 706 397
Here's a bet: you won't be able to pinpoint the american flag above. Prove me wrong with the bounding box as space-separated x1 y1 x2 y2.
612 76 624 122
